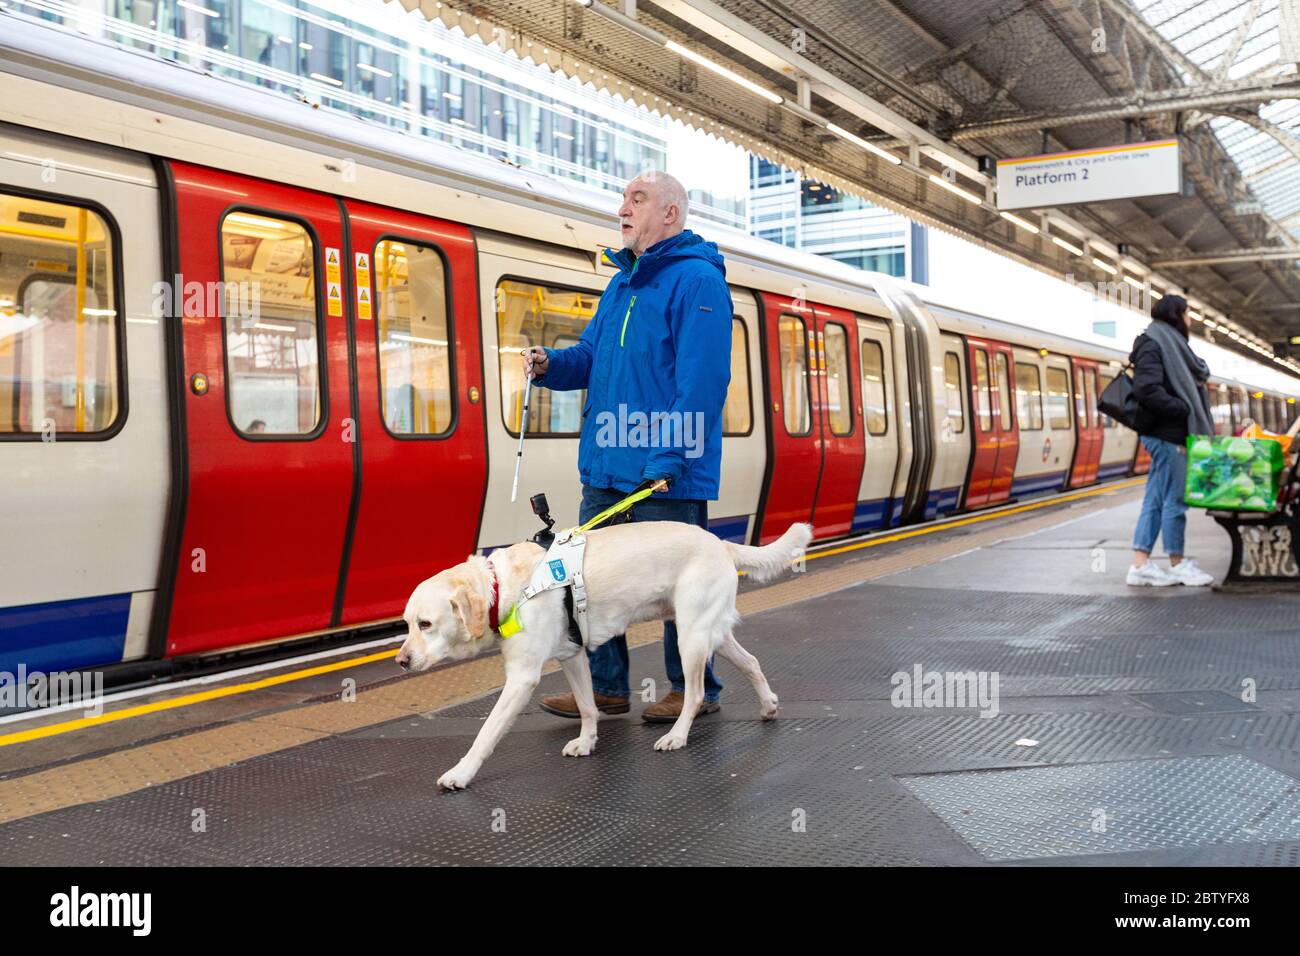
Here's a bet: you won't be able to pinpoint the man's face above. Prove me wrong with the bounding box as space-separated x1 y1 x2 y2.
618 178 674 256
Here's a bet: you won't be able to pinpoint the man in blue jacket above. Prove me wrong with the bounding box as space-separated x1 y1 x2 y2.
523 170 734 723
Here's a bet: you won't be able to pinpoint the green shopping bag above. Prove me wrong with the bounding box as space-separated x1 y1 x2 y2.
1184 434 1284 512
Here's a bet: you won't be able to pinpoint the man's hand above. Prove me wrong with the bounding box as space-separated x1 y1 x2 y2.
523 347 549 380
633 477 670 495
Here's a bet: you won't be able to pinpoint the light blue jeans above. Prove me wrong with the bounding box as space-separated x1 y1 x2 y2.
580 485 723 702
1133 435 1188 557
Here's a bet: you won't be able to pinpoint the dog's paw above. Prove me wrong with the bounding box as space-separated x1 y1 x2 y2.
760 693 779 720
437 761 477 791
653 732 687 752
562 736 596 757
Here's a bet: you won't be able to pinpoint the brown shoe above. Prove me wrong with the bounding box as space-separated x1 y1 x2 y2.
641 690 720 723
539 692 629 719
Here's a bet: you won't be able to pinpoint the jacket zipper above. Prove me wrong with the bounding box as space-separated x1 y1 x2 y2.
619 295 637 347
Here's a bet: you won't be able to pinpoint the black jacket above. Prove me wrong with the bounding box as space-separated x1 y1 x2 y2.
1129 333 1190 444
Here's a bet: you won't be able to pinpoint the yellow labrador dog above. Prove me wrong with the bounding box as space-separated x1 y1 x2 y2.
396 521 812 790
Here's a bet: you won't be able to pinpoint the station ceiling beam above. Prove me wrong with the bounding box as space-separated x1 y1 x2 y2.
948 75 1300 140
1153 248 1300 267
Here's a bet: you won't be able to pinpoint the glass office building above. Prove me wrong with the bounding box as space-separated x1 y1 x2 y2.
9 0 909 262
748 158 920 280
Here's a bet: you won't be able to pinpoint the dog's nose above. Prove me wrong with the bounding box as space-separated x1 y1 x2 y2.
395 650 411 670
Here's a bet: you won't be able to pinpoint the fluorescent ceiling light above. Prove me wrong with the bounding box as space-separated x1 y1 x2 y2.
226 212 293 231
928 174 983 205
357 63 393 78
1051 235 1083 256
664 40 783 105
310 72 344 87
1091 257 1117 275
826 123 901 165
999 211 1039 234
392 333 447 345
1122 274 1144 289
255 322 297 333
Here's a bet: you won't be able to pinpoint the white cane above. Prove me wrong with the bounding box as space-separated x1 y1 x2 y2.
511 358 535 503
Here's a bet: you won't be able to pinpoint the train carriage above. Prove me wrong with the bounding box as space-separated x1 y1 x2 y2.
1 40 1296 684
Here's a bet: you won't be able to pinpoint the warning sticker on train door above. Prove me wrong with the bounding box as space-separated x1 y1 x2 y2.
325 247 341 285
326 280 343 317
355 252 372 319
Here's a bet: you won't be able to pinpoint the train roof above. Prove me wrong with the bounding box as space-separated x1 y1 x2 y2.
1 17 1293 398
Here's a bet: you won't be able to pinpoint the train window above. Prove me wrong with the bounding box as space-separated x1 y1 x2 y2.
1074 367 1090 428
221 212 321 436
973 349 992 431
496 279 597 436
1229 388 1246 431
1085 368 1099 426
824 324 853 436
0 194 120 436
860 338 888 436
1209 383 1232 435
1015 362 1044 431
778 314 812 436
943 352 963 434
995 353 1012 430
374 240 452 437
1249 392 1264 426
1098 374 1116 428
723 318 751 435
1045 367 1071 430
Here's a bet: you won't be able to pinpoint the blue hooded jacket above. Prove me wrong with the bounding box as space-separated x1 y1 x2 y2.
537 229 733 500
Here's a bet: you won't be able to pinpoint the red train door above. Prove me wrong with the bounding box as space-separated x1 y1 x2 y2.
964 338 1018 508
808 305 866 538
756 294 819 543
337 201 487 624
166 163 354 655
1068 358 1102 487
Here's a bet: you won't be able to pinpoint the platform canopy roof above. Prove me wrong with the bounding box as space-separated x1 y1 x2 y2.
394 0 1300 372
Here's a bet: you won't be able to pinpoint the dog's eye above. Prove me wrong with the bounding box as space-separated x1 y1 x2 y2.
417 619 431 631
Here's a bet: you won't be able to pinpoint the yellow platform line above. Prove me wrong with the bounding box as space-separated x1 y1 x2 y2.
0 649 397 748
1 476 1143 749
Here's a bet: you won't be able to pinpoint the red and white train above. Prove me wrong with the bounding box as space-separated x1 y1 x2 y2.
1 30 1295 682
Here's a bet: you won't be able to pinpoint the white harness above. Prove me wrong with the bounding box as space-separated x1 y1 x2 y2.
511 529 591 644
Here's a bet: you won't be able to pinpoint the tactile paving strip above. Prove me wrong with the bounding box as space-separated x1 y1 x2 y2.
899 755 1300 862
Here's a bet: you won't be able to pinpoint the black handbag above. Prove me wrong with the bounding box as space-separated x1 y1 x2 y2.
1098 362 1139 431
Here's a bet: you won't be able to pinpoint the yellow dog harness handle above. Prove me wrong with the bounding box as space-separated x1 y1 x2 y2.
496 480 668 639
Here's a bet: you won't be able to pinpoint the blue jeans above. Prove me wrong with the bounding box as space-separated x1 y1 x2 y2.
1133 435 1188 557
580 485 724 702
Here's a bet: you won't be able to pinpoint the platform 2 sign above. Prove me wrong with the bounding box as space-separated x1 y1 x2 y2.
996 139 1181 210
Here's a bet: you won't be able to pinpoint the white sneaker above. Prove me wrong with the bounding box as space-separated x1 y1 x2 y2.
1126 562 1178 587
1167 559 1214 587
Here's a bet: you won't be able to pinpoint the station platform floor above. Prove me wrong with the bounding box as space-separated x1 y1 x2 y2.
4 478 1300 866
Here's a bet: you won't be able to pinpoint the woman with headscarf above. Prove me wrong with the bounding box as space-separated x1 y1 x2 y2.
1126 294 1216 587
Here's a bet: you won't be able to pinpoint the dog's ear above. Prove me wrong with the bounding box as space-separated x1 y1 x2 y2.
448 577 488 639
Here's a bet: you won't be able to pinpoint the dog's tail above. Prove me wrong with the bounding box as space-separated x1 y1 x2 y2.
725 523 813 583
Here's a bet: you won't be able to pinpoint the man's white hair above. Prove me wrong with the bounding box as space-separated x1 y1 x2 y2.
634 169 690 227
